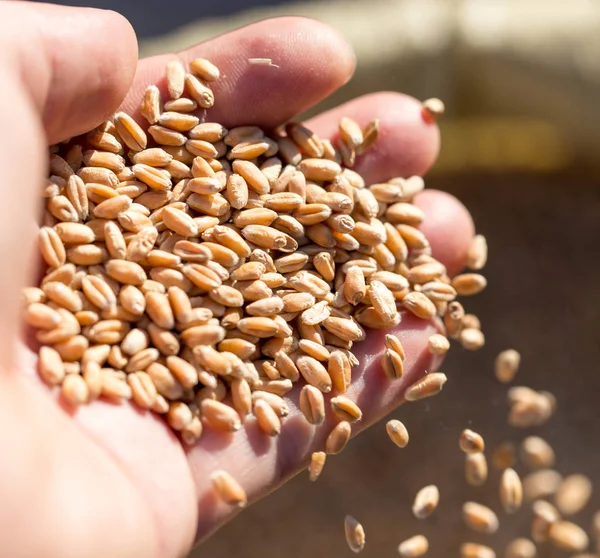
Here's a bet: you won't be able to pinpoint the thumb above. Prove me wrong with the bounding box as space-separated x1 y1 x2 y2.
1 2 138 144
0 2 137 368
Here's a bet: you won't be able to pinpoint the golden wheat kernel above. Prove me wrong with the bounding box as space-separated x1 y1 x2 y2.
327 350 350 394
494 443 518 470
466 234 488 270
126 371 157 409
508 389 554 428
86 127 121 153
504 538 536 558
531 500 560 543
451 273 487 296
555 475 593 516
236 316 279 338
139 84 161 124
296 355 332 393
54 334 88 362
427 333 450 355
22 286 47 306
460 328 485 350
308 451 326 482
184 73 214 108
252 378 294 397
465 452 488 487
147 393 168 415
402 291 436 320
523 470 563 502
500 468 523 514
191 345 230 378
521 436 555 470
549 521 589 553
224 125 263 147
286 122 324 158
106 344 127 370
322 316 365 343
421 97 445 123
166 401 193 431
412 485 440 519
355 118 378 154
295 336 328 360
101 371 132 400
495 349 521 383
37 346 65 386
460 429 485 454
163 355 197 390
201 399 241 432
337 137 355 167
405 373 447 401
462 501 500 534
337 116 363 149
250 391 287 416
297 158 342 182
385 419 409 448
330 396 362 423
344 515 365 553
460 543 496 558
381 349 404 380
163 97 197 113
407 261 446 285
253 399 281 436
228 378 251 417
367 280 398 322
326 421 352 455
159 111 199 133
210 470 247 507
188 57 220 82
178 415 202 445
381 334 405 361
275 137 301 166
24 303 61 330
145 361 183 400
61 373 89 405
398 535 429 557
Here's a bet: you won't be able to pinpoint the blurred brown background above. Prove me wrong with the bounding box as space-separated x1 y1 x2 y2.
40 0 600 555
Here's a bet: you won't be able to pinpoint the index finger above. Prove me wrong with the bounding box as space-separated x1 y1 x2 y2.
121 17 356 129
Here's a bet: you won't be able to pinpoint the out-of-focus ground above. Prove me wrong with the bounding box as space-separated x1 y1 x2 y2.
39 0 600 555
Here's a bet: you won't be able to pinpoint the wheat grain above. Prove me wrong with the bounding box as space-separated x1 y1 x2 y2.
555 475 593 516
326 421 351 455
462 502 500 534
504 538 536 558
549 521 589 552
460 543 496 558
386 419 409 448
344 515 365 553
460 429 485 454
398 535 429 557
412 485 439 519
308 451 326 482
210 470 247 507
500 468 523 514
465 453 488 487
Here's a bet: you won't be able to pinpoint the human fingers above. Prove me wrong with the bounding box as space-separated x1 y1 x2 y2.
121 17 355 129
0 2 138 144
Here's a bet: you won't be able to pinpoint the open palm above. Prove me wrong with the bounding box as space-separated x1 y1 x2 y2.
0 3 473 556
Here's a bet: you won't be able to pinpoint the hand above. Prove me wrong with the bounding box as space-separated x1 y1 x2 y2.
0 3 474 556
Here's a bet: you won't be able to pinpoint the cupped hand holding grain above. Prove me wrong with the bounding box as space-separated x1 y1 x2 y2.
0 2 474 556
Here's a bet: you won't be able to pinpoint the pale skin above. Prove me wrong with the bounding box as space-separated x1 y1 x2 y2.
0 2 475 556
